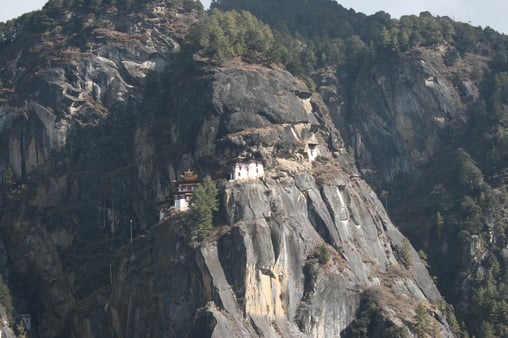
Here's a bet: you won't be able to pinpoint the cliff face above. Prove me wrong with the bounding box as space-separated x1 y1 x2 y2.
318 47 476 185
0 2 452 337
317 39 496 272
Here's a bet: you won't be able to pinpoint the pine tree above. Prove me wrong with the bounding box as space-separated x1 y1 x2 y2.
398 237 413 268
189 176 218 241
319 244 330 264
414 302 429 338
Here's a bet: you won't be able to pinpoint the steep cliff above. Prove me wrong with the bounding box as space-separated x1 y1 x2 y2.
0 1 454 337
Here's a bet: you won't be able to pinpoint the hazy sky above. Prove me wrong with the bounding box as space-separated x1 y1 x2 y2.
1 0 506 34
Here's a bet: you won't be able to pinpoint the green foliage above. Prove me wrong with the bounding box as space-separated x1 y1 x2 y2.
186 9 276 64
384 326 409 338
347 297 382 338
347 145 355 160
420 147 507 337
396 238 413 268
0 275 13 324
466 250 508 337
458 196 482 233
318 244 330 264
188 175 218 241
442 303 462 336
414 303 429 338
417 250 429 268
345 291 409 338
213 0 508 76
456 149 485 193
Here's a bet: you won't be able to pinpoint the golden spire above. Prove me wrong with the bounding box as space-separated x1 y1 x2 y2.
181 169 198 182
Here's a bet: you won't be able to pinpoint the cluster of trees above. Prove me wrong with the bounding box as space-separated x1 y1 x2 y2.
422 145 508 336
183 8 316 88
449 70 508 337
185 9 276 64
213 0 508 73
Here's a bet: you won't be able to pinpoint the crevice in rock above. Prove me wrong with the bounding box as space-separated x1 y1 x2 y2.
217 227 246 306
305 193 333 245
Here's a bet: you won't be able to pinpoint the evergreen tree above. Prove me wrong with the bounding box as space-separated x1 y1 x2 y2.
414 303 429 337
189 175 218 241
456 149 485 193
398 237 413 268
318 244 330 264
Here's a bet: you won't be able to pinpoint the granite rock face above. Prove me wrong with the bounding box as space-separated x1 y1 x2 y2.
318 48 474 185
0 3 452 337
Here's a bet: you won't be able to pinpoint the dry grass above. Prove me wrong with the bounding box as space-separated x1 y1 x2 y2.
385 263 411 279
311 159 344 186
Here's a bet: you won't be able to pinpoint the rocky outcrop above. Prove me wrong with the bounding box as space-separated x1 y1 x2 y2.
0 305 15 338
0 2 453 337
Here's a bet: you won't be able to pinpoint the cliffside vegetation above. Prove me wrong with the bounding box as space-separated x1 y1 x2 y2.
185 9 275 64
213 0 508 72
188 175 218 241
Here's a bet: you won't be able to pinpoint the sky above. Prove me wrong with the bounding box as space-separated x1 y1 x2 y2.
1 0 506 34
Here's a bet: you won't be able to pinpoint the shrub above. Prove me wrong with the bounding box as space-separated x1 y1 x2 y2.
318 244 330 264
